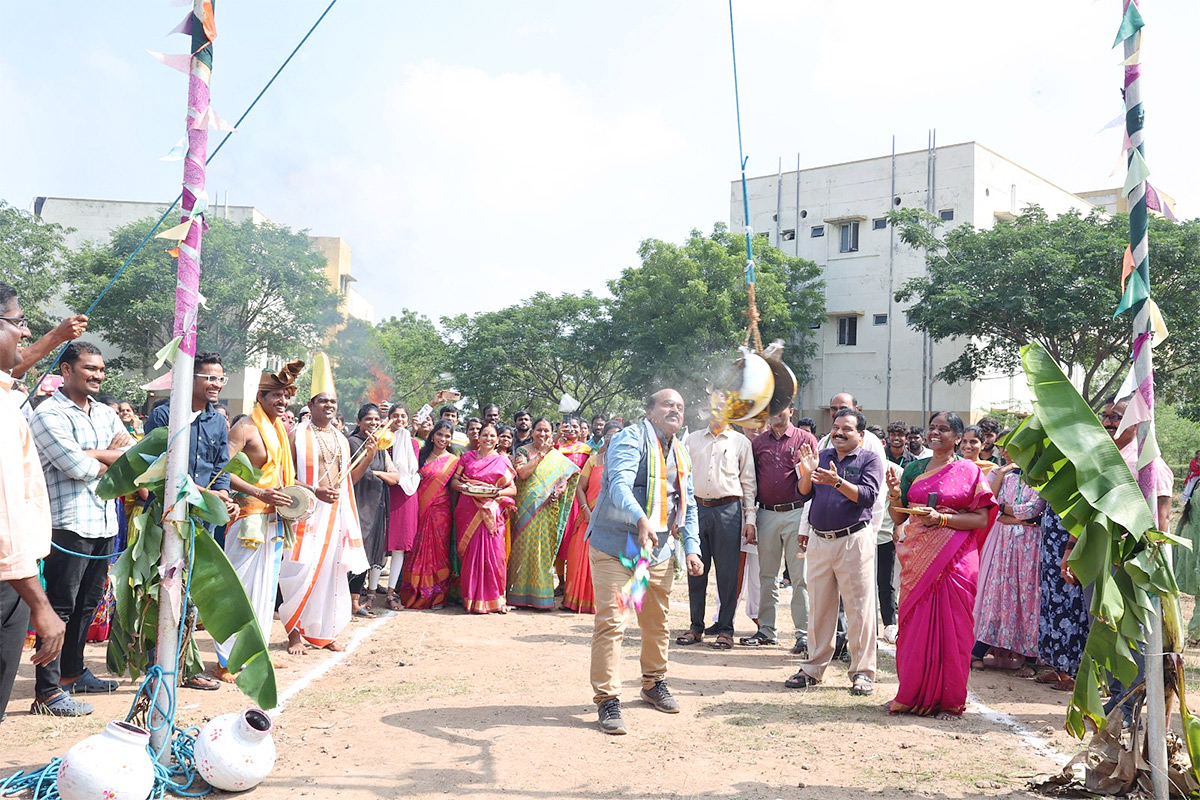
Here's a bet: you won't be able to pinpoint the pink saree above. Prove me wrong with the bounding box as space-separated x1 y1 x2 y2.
399 453 458 610
555 442 592 561
890 458 998 717
455 452 515 614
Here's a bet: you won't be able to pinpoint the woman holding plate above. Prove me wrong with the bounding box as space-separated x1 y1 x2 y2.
450 422 517 613
508 417 580 609
885 411 998 718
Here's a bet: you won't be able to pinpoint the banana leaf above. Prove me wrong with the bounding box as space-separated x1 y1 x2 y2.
218 451 263 486
97 427 168 500
1003 341 1173 737
189 527 277 709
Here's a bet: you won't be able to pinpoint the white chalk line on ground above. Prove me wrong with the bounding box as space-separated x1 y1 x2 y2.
268 611 396 718
877 642 1070 767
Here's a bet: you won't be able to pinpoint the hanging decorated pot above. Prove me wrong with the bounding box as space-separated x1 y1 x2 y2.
57 721 156 800
194 707 277 792
765 357 798 416
719 346 775 423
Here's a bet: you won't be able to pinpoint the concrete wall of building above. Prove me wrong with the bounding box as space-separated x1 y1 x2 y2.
732 142 1092 428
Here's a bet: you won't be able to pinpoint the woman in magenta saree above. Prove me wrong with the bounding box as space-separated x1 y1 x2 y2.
886 411 998 717
451 423 517 614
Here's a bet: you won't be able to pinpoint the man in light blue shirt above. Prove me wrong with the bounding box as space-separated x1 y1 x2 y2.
588 389 702 735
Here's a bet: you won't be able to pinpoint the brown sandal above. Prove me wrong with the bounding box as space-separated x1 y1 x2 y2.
386 592 401 611
710 633 734 650
675 630 703 646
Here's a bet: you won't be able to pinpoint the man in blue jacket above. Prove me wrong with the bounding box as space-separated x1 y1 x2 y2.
587 388 702 735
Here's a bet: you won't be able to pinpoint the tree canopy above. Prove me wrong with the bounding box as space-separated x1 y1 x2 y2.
607 223 824 413
0 200 70 334
67 217 340 374
891 206 1200 408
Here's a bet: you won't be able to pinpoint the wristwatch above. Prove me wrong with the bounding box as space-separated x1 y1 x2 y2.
834 478 844 489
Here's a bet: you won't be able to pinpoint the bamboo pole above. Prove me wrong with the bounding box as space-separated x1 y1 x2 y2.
151 0 213 758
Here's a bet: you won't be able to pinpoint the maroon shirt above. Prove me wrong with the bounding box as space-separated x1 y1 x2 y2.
751 423 819 507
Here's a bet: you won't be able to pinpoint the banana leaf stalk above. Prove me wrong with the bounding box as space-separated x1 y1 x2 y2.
97 433 276 709
1003 342 1194 781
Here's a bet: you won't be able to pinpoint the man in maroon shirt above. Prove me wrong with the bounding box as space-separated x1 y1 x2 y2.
740 406 818 653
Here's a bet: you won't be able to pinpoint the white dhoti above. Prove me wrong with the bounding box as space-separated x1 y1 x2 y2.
214 512 285 668
278 421 369 647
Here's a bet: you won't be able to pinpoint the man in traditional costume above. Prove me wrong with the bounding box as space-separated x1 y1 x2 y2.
279 354 370 654
214 360 304 682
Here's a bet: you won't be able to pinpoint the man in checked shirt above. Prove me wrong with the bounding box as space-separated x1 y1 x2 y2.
29 341 131 716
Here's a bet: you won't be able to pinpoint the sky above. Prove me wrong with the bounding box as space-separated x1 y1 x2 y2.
3 1 1196 324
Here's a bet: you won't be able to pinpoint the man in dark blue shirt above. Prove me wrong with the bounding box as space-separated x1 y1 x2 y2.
785 408 882 697
144 351 236 691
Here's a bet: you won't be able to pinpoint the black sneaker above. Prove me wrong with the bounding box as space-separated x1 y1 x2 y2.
597 698 626 735
640 680 680 714
791 637 808 656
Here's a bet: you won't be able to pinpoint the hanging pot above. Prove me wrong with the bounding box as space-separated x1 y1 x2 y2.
195 707 277 792
719 347 775 423
57 721 156 800
765 357 798 416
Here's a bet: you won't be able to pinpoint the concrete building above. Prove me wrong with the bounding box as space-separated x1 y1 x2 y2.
731 141 1094 427
34 196 373 414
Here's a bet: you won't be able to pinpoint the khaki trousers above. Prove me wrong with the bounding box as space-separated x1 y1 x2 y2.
756 507 807 642
590 546 674 705
799 528 877 682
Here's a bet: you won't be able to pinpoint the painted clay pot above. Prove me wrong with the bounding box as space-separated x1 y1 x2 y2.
195 707 276 792
724 347 775 423
57 720 155 800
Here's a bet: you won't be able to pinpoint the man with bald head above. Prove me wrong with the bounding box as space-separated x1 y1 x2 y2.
586 389 703 735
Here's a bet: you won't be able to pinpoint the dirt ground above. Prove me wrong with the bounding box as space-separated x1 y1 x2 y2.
5 581 1194 799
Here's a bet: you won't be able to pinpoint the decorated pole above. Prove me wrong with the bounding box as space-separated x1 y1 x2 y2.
1115 2 1167 797
152 0 215 757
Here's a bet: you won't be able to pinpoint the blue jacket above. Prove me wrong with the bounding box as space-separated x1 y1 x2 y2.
587 421 699 566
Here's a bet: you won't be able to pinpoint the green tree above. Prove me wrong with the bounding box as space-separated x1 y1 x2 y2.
891 206 1200 407
374 310 453 408
67 217 340 374
0 200 70 334
442 292 631 418
607 223 824 412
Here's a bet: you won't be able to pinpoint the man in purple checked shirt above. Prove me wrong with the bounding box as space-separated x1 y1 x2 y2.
785 408 882 697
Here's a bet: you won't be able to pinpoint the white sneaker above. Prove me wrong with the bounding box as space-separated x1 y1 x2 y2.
882 624 898 644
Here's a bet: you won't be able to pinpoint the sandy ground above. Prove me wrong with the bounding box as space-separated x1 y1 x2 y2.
6 580 1193 799
0 573 1118 800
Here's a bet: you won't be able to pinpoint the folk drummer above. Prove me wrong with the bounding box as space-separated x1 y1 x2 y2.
214 361 304 683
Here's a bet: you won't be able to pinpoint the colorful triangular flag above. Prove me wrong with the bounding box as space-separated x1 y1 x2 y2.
1113 1 1145 47
147 50 191 74
168 12 193 36
1114 269 1149 317
154 218 194 241
1119 244 1136 292
1123 148 1150 196
159 136 187 162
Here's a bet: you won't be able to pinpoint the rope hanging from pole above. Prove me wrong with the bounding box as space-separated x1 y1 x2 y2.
728 0 763 356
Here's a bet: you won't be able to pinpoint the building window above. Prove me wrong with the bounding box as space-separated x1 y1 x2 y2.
756 231 769 241
873 313 888 325
872 217 887 230
939 208 955 222
837 316 858 346
839 221 859 253
808 321 821 330
781 229 795 241
810 225 825 238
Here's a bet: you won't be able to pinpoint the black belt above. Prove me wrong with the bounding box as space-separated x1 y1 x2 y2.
761 500 804 513
696 495 739 508
810 520 868 540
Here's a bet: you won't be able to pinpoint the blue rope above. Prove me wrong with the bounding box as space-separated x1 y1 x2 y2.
22 0 342 408
50 540 127 560
728 0 755 285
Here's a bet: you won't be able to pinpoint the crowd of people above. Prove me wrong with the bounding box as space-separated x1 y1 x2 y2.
0 279 1192 739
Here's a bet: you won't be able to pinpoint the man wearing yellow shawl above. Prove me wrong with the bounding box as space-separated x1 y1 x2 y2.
213 360 303 682
279 354 370 655
586 389 703 735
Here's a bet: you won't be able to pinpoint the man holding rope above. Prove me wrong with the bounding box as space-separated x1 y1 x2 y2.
0 283 65 722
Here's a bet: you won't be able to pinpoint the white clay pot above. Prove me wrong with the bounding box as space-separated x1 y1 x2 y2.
57 720 156 800
726 347 775 422
195 707 277 792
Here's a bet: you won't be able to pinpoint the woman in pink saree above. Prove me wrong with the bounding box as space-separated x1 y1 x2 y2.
399 421 459 610
885 411 998 718
451 423 517 614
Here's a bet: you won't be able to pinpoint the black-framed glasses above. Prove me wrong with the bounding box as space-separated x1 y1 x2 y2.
0 316 30 330
194 374 229 386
